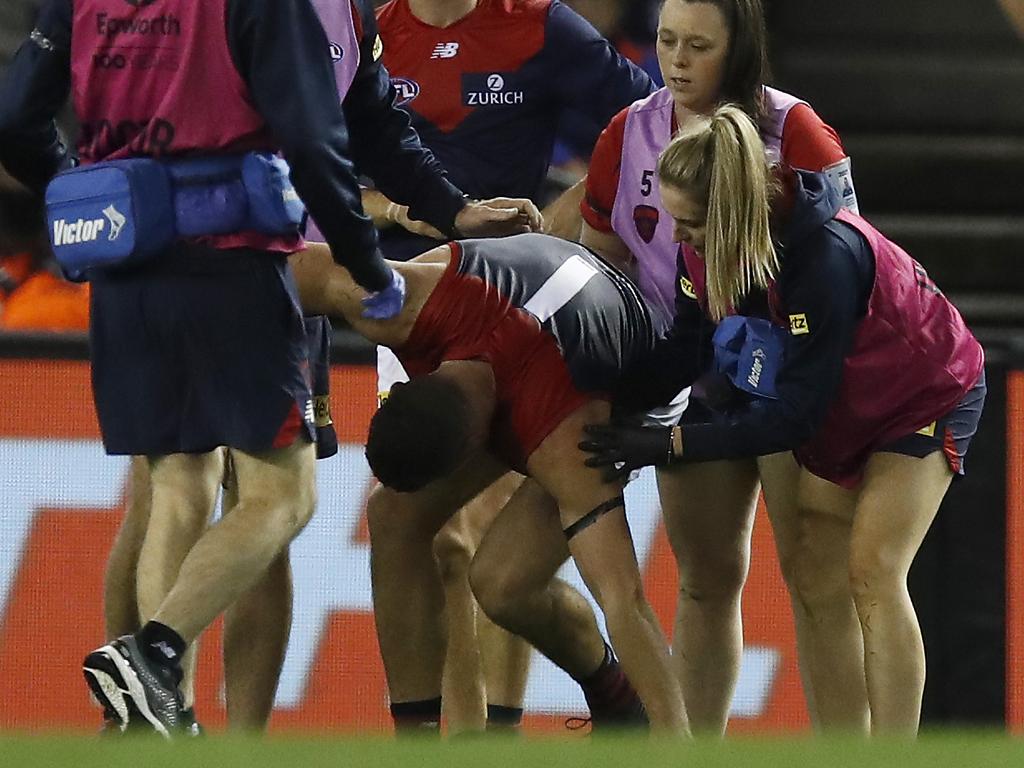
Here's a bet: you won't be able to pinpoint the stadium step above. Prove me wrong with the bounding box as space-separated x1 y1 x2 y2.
869 214 1024 293
770 0 1019 50
843 134 1024 215
770 1 1024 305
773 50 1024 133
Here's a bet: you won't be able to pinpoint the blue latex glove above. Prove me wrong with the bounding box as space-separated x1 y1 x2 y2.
361 269 406 320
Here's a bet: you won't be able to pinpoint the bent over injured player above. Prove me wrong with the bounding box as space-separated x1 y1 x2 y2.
291 233 688 734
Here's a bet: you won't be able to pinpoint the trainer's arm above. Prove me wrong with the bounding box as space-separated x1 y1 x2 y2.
343 0 466 236
678 232 872 461
0 0 73 192
611 256 712 417
227 0 391 291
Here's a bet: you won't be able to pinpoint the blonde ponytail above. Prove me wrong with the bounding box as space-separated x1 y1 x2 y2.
657 104 777 321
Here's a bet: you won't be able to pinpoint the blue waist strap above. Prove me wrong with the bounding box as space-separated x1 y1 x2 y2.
45 152 306 281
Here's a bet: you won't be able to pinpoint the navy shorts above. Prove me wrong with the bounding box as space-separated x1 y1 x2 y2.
877 371 987 476
89 245 315 456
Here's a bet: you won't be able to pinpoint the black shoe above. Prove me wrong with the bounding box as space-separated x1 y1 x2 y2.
83 635 184 738
579 647 649 732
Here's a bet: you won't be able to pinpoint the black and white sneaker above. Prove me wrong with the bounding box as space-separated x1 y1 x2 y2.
83 635 184 738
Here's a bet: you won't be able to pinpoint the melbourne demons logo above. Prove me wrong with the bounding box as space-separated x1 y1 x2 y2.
391 78 420 106
633 204 659 244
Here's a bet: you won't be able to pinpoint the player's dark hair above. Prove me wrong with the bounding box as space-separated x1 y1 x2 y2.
366 375 473 493
660 0 770 121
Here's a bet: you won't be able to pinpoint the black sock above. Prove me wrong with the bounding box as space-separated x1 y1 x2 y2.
486 704 523 731
390 697 442 734
137 621 186 684
577 642 614 687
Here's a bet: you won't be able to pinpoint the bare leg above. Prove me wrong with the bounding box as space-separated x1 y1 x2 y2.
850 452 953 735
789 469 870 733
224 551 292 731
105 456 151 639
527 402 687 733
213 450 291 731
756 453 819 720
434 472 531 734
656 458 760 734
469 479 606 682
434 509 487 733
151 441 316 642
479 611 532 711
369 454 506 705
136 451 223 709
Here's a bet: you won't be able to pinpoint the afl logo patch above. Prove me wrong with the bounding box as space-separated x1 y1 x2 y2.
789 313 810 335
329 42 343 62
392 78 420 106
633 204 659 244
679 276 697 300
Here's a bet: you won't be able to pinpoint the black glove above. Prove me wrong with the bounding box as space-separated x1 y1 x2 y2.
578 423 674 482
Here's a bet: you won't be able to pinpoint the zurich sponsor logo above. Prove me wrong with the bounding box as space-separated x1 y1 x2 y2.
329 42 343 62
465 72 523 106
392 78 420 106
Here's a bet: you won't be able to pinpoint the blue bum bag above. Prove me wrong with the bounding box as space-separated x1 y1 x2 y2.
46 152 305 281
712 316 788 400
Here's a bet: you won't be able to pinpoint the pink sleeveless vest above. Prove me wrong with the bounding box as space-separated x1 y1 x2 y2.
310 0 361 100
612 87 804 331
71 0 298 252
303 0 361 244
771 210 985 487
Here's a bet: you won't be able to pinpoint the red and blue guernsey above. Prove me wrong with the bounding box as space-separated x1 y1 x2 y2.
624 171 984 487
398 233 655 469
376 0 654 259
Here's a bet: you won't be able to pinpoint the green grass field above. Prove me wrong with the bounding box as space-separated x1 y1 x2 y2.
2 732 1023 768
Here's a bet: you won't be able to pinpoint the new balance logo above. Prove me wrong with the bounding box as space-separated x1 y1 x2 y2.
430 42 459 59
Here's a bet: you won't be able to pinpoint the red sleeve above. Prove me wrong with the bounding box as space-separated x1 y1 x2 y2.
581 107 629 233
780 103 847 172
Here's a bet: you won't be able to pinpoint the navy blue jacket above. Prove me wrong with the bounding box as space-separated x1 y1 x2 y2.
0 0 467 289
619 171 876 460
